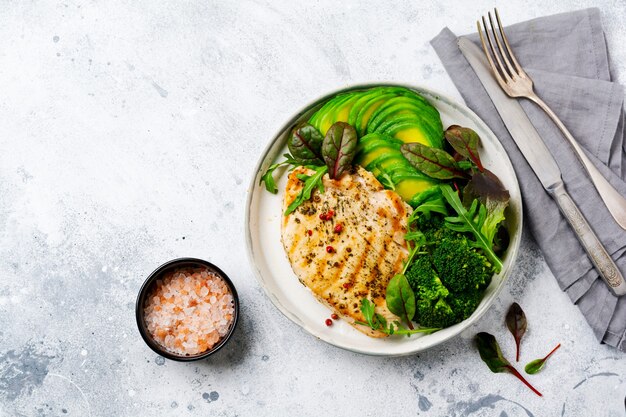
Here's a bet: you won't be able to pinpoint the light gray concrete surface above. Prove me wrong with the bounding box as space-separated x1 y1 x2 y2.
0 1 624 416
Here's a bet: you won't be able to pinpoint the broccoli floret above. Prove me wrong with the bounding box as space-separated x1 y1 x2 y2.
415 297 457 329
448 290 483 321
405 256 449 300
405 216 494 329
432 236 494 294
406 256 457 328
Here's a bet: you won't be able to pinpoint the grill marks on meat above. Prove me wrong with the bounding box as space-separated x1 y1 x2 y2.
281 166 412 337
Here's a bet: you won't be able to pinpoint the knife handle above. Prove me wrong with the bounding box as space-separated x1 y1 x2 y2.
549 183 626 296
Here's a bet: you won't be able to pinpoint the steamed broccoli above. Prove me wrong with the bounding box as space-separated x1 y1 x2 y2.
432 235 495 294
404 213 494 329
406 256 449 301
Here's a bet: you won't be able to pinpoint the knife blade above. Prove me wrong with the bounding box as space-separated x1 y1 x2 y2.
458 36 626 296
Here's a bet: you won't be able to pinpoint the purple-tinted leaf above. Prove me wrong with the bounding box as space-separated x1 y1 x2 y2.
505 303 527 362
475 332 542 396
401 142 468 180
322 122 357 179
444 125 484 171
288 123 324 165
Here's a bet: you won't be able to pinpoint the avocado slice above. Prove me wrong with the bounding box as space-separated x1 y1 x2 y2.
374 116 443 148
395 178 439 203
367 97 442 134
354 93 398 136
356 133 403 153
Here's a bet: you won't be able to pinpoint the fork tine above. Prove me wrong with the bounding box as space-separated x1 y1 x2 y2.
488 11 516 77
494 8 528 78
480 15 510 83
476 19 507 89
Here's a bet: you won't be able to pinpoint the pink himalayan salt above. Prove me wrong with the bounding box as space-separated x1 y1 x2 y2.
143 266 234 355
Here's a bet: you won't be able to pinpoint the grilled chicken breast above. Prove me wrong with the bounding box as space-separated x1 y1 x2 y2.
281 165 412 337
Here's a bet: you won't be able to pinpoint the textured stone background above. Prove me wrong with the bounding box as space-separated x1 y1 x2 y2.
0 1 625 416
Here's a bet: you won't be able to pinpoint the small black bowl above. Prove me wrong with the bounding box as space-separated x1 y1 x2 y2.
135 257 239 362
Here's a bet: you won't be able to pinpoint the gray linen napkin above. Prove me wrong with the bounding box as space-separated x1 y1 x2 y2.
431 8 626 351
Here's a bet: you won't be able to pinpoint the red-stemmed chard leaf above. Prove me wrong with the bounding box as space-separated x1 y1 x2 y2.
525 343 561 374
444 125 484 172
506 303 527 362
401 142 469 180
288 123 324 166
464 169 510 204
475 332 542 397
322 122 357 180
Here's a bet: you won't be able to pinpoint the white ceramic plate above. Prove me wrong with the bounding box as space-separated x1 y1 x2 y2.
245 83 522 356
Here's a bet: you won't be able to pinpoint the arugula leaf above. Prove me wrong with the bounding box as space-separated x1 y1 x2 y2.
322 122 357 180
288 123 324 165
284 165 328 215
356 298 440 336
440 184 503 273
414 197 449 217
401 142 468 180
376 168 395 190
259 153 300 193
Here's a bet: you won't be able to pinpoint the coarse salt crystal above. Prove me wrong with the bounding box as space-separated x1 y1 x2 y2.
144 266 234 356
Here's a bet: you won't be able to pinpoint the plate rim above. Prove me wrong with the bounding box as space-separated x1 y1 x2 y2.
245 82 523 356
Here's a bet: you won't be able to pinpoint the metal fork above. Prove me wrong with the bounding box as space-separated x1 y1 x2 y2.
477 9 626 230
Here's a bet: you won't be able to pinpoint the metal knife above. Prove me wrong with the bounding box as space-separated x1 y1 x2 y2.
458 36 626 297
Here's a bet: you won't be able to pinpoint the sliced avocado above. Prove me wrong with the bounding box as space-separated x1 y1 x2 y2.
374 116 443 148
394 178 439 203
332 93 364 126
356 133 403 154
354 93 398 136
361 151 410 172
367 97 442 134
310 94 352 135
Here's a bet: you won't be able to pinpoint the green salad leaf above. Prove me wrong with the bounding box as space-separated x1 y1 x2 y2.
284 165 328 215
401 142 468 180
355 298 439 336
322 122 357 179
525 343 561 374
475 332 542 396
440 184 503 273
288 123 324 166
386 274 416 329
444 125 484 171
259 153 299 193
505 302 527 362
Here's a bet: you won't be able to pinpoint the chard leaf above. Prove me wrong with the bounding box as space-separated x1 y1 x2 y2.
444 125 484 171
386 274 416 327
476 332 510 373
401 142 468 180
441 185 503 273
288 123 324 165
524 359 546 375
525 343 561 374
505 302 527 362
464 169 510 204
475 332 543 396
322 122 357 179
284 165 328 215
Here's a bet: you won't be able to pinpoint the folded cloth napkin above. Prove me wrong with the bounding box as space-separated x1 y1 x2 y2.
431 8 626 351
